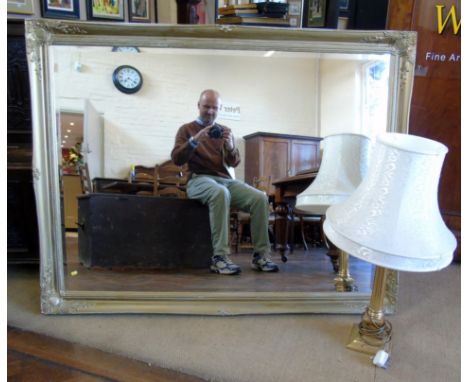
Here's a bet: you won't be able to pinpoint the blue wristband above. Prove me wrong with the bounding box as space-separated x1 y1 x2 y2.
188 136 199 148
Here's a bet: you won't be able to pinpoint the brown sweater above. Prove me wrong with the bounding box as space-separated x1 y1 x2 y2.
171 121 241 179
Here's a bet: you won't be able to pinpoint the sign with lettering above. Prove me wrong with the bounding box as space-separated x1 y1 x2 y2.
436 5 460 34
218 101 241 121
417 2 461 73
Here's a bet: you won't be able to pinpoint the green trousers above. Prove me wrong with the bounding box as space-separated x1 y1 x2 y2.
187 174 271 258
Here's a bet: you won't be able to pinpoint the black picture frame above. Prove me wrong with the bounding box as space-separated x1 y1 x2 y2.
128 0 151 23
41 0 80 19
302 0 339 29
87 0 125 21
303 0 327 27
154 0 158 23
338 0 349 11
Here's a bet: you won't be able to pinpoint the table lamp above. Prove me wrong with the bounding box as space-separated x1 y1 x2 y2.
296 133 371 291
323 132 456 358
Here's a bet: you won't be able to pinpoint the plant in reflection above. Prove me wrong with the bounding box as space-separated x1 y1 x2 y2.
62 142 83 174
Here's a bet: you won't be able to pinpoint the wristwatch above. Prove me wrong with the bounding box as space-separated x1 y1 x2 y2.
189 136 199 148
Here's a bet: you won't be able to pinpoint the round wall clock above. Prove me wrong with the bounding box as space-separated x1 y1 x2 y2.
112 65 143 94
112 46 140 53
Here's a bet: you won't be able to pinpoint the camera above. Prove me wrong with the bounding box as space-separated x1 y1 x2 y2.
208 124 224 139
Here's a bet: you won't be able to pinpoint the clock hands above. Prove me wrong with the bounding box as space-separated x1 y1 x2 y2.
112 65 143 94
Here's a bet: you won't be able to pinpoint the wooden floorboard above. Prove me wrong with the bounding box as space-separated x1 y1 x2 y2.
8 350 111 382
7 327 206 382
64 234 374 293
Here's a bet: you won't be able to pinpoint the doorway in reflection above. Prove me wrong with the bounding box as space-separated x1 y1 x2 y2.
61 113 84 231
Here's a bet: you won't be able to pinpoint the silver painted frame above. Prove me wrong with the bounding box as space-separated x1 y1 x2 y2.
25 19 416 315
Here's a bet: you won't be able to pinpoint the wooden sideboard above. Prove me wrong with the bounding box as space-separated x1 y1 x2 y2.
243 132 322 195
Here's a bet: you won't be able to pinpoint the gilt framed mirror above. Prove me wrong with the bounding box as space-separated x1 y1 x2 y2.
25 20 416 314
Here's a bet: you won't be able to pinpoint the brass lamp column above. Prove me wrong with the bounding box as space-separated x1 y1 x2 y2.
334 250 356 292
324 133 457 360
296 133 371 292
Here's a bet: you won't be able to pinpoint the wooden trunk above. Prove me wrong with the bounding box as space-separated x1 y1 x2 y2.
78 194 212 269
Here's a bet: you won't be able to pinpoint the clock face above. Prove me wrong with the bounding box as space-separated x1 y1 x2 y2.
112 65 143 94
112 46 140 53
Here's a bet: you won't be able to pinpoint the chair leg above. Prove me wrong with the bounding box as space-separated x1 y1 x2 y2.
230 215 239 254
238 222 244 252
320 215 327 248
268 225 275 248
288 215 295 253
299 216 309 251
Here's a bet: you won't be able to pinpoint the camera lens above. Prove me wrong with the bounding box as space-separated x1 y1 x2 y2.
209 125 224 139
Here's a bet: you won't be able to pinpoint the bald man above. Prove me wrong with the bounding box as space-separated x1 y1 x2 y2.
171 89 279 275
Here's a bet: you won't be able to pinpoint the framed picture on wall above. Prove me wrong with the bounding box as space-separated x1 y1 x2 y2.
87 0 125 21
42 0 80 19
338 0 349 11
303 0 327 28
337 0 355 29
154 0 158 22
129 0 151 23
7 0 35 15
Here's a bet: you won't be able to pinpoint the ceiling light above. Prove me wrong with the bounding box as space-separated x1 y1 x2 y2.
70 122 75 126
67 129 71 133
64 135 69 138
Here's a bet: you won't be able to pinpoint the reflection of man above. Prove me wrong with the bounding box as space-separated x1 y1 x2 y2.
171 89 279 275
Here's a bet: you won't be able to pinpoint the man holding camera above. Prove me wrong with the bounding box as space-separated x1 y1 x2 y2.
171 89 279 275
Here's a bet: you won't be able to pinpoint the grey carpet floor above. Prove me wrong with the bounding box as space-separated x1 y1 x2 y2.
7 264 460 382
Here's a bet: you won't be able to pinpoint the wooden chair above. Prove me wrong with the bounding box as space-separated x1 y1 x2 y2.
78 163 93 194
132 165 155 183
129 165 156 196
291 208 324 251
253 175 272 194
153 160 189 199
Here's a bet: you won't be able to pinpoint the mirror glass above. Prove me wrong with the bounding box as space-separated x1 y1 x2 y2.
27 21 415 314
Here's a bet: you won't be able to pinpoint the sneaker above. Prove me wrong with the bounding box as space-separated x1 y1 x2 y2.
251 253 279 272
210 255 241 275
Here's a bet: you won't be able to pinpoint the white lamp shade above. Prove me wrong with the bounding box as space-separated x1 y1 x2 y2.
296 133 371 214
323 133 456 272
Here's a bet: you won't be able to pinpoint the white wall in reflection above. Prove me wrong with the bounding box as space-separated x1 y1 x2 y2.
52 46 388 181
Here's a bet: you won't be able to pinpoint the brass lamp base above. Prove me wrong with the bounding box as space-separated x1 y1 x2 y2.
346 266 392 357
346 323 392 356
334 276 357 292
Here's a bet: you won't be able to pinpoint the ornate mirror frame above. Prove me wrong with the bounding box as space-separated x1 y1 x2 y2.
25 19 416 315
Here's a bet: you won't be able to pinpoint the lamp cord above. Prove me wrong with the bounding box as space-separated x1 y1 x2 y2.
358 308 393 346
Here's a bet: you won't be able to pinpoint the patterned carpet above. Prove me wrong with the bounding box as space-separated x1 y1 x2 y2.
7 263 460 382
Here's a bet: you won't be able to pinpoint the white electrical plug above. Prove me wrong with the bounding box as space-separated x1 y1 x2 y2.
373 350 390 368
